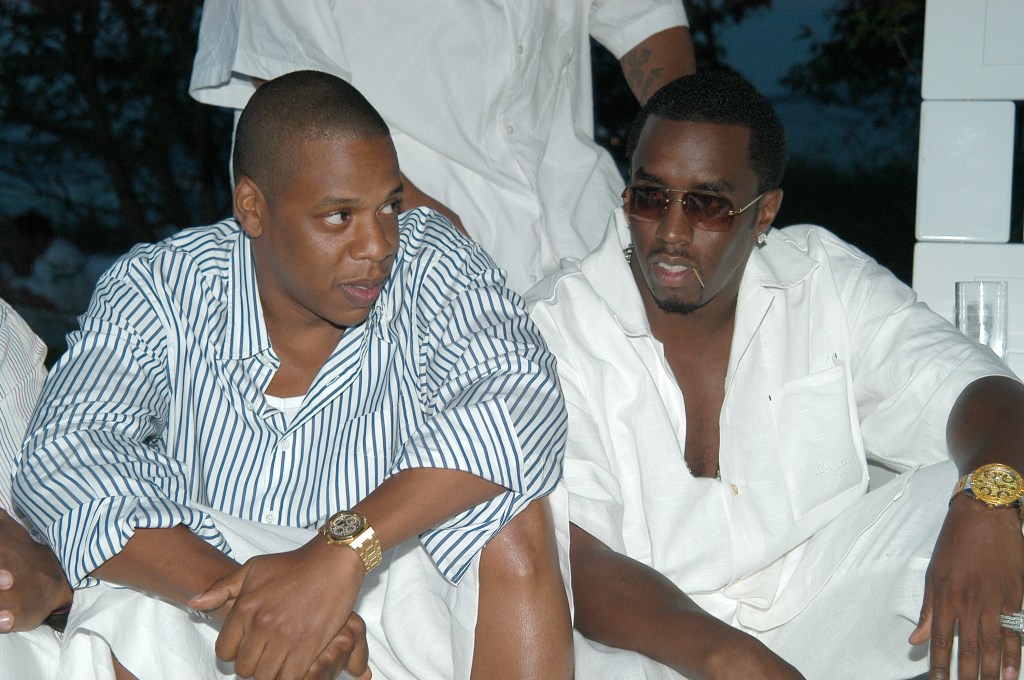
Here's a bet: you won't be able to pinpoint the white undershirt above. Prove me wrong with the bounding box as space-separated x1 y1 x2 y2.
263 393 305 427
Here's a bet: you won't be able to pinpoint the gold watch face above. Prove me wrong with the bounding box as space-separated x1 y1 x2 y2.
324 511 367 542
969 464 1024 507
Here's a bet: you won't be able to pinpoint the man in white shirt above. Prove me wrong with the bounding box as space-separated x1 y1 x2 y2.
527 71 1024 679
188 0 696 293
17 71 571 680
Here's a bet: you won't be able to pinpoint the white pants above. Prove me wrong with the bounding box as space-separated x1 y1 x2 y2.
574 461 968 680
47 484 570 680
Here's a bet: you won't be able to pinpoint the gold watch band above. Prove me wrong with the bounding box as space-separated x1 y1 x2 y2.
349 526 383 573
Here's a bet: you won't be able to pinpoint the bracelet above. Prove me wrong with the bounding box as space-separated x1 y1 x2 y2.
44 604 71 633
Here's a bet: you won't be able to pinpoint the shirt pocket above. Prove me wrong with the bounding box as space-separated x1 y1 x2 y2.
324 408 395 510
769 361 868 526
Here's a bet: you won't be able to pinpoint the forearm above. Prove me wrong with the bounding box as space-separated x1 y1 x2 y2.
946 375 1024 474
571 524 766 679
91 525 239 607
620 26 696 105
352 467 504 551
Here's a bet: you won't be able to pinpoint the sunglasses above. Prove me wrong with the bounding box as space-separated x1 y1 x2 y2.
622 185 765 232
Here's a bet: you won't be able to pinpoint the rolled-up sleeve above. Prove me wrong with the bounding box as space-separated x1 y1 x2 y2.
590 0 689 59
14 258 227 587
392 214 566 583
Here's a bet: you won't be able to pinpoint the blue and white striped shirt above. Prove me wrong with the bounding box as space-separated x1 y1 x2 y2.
15 209 566 587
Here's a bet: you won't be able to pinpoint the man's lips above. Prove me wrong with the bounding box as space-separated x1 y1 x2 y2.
340 277 387 306
650 257 703 288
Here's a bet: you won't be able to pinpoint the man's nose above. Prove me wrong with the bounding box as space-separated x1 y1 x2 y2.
656 199 695 244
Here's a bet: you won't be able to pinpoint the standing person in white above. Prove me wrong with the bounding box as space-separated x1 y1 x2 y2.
527 72 1024 679
189 0 695 293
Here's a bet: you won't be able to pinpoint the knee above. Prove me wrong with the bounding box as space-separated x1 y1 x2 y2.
480 497 559 583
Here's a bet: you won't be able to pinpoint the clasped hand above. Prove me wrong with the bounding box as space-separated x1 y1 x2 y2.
0 508 72 633
911 496 1024 680
190 537 372 680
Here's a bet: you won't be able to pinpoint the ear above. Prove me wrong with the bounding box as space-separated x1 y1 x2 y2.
233 176 266 238
753 188 783 242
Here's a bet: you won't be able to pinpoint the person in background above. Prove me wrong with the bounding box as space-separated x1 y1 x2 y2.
189 0 696 293
527 71 1024 679
0 297 119 680
16 71 571 680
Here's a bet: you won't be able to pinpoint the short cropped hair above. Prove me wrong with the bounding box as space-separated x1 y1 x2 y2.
626 71 786 192
233 70 391 199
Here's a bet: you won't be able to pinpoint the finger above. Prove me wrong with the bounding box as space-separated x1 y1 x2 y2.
0 609 14 633
189 583 235 611
1002 619 1022 680
214 606 245 663
346 614 370 678
979 608 1004 680
0 570 12 590
910 597 933 645
956 609 983 680
929 600 956 680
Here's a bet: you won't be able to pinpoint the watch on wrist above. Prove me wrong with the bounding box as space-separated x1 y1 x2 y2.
319 510 383 573
951 463 1024 512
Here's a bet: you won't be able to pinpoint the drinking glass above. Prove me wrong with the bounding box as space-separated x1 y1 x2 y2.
955 280 1008 359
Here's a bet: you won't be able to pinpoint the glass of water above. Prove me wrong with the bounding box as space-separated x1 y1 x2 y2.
955 280 1008 359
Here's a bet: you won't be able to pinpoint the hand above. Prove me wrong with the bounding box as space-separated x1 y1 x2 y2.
400 173 468 237
189 537 366 680
910 495 1024 680
0 508 72 633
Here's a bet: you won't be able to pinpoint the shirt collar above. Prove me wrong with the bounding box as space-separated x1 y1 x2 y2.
580 210 820 339
222 224 272 360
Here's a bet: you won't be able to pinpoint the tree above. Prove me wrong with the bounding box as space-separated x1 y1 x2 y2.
592 0 773 173
0 0 231 251
781 0 923 133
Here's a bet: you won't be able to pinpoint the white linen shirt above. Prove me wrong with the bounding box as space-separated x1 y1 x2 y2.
0 298 46 520
527 211 1015 624
188 0 688 293
16 209 566 589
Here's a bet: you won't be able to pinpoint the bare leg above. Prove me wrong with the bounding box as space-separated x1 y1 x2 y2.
113 656 138 680
471 497 574 679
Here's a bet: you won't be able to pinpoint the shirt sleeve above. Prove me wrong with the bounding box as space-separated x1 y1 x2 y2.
0 299 47 520
528 300 629 555
824 232 1018 470
391 210 567 583
189 0 352 109
589 0 689 60
13 256 229 587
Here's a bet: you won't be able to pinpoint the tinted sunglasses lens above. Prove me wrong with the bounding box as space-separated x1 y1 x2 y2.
623 186 662 221
683 192 735 231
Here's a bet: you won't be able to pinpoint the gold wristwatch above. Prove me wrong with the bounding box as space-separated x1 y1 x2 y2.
950 463 1024 513
319 510 383 573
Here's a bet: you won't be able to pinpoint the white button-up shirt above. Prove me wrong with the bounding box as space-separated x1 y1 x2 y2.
188 0 688 293
527 211 1015 624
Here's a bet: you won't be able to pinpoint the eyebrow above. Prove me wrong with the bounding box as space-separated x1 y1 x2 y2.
633 167 736 194
313 183 404 209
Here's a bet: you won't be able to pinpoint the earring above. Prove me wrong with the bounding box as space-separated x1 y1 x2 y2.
756 231 768 246
623 243 635 262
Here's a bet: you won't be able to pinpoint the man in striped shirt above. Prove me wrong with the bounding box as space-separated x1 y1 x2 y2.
16 71 571 680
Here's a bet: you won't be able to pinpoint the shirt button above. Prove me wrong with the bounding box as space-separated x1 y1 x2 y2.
730 484 740 496
279 437 291 451
264 511 277 523
516 44 524 54
245 401 256 411
530 274 538 283
505 124 515 134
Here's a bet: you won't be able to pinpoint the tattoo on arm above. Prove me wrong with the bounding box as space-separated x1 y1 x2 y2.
622 48 664 104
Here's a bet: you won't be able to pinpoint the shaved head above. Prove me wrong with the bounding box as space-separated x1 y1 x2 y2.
233 70 391 200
